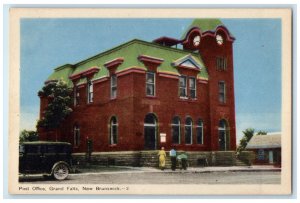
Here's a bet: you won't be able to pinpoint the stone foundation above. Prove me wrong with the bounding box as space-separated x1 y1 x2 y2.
72 150 255 168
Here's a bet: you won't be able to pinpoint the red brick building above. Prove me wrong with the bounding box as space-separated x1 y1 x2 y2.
38 19 237 154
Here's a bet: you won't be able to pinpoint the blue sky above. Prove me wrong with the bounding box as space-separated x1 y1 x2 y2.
20 18 281 143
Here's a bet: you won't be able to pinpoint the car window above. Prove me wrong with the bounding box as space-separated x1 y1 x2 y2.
46 145 57 153
19 145 25 153
25 145 41 153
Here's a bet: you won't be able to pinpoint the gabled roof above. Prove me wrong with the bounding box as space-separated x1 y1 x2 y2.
172 54 203 70
46 39 209 87
246 133 281 149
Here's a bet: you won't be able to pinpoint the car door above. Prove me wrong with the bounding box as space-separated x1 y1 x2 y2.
23 144 43 173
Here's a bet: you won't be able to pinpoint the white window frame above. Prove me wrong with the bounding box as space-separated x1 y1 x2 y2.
111 74 117 99
189 77 197 99
87 81 93 103
179 75 187 98
218 81 226 103
110 116 118 145
146 72 156 96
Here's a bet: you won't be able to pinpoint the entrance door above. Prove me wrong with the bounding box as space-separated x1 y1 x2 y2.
144 113 157 150
218 131 226 151
218 119 228 151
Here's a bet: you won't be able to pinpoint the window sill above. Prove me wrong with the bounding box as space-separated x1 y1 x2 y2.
178 98 198 103
171 143 181 146
145 95 157 99
110 97 117 101
86 102 94 106
109 144 117 147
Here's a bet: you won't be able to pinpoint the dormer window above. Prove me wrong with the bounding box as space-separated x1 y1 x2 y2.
189 77 196 99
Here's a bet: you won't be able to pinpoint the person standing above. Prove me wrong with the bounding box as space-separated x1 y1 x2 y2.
158 147 166 170
170 148 177 171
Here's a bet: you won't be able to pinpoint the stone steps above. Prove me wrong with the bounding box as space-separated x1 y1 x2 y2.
235 159 248 166
72 150 255 168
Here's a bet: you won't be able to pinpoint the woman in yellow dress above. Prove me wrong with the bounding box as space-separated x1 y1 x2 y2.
158 147 166 170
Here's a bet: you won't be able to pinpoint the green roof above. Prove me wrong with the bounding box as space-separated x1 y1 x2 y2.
47 64 74 87
181 19 224 39
46 39 209 87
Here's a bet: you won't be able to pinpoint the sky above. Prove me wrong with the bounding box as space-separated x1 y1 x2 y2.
20 18 281 143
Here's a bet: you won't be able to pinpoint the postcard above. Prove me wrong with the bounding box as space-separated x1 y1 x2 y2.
8 8 292 195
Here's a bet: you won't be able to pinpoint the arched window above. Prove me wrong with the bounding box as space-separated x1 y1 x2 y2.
144 113 157 150
196 119 203 144
185 117 193 144
171 116 181 144
218 119 229 151
74 124 80 147
110 116 118 145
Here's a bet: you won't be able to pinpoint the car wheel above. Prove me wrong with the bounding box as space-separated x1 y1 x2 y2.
52 163 69 180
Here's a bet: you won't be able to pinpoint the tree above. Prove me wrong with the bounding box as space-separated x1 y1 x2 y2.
257 130 267 135
236 128 255 154
37 80 73 131
19 130 39 143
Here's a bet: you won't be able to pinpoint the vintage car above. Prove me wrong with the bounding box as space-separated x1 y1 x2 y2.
19 141 73 180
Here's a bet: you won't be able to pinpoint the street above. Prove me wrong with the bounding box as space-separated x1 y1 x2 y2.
19 170 281 184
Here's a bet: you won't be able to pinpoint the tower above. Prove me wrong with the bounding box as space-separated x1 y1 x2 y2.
181 19 236 151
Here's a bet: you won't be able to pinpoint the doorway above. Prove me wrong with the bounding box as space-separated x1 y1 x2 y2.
144 113 157 150
218 119 229 151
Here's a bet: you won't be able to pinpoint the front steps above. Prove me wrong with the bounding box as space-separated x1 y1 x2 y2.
72 150 254 167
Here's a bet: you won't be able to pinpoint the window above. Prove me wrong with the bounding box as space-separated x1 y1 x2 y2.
110 116 118 145
74 86 80 106
216 57 227 71
196 119 203 144
189 77 196 99
111 75 117 99
87 81 93 103
74 124 80 147
218 81 226 103
185 117 193 144
179 76 187 98
146 72 155 96
171 116 181 144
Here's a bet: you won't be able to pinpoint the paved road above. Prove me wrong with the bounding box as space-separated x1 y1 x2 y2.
19 170 281 184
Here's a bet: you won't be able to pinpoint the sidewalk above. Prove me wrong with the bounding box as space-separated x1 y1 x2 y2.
72 165 281 175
